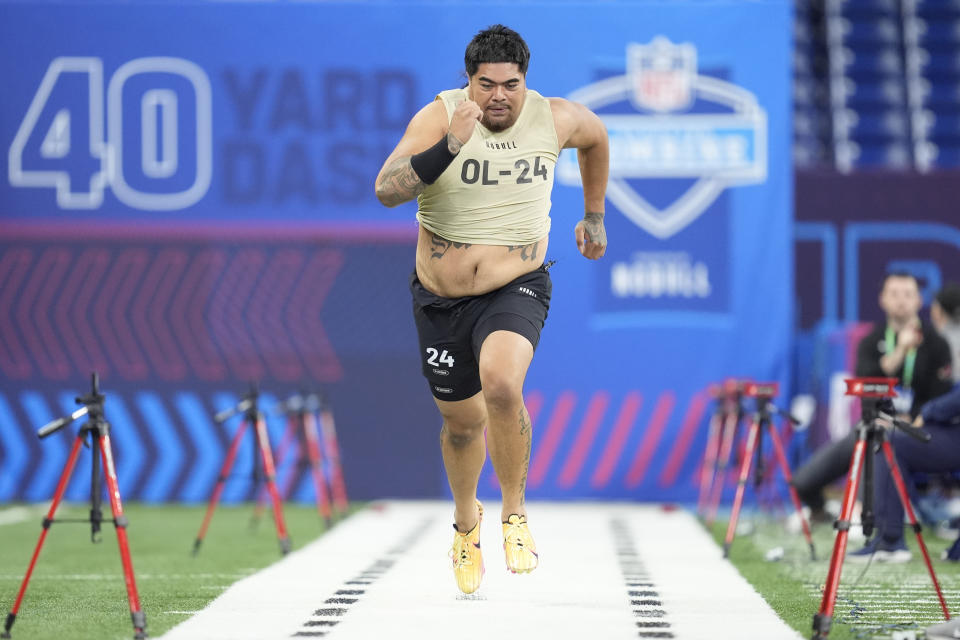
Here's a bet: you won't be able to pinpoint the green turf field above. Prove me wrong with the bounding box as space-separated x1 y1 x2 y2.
708 510 960 640
3 502 960 640
0 503 338 640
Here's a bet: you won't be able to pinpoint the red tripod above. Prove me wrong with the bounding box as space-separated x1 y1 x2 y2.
722 382 816 560
1 373 146 640
317 395 348 518
698 383 729 517
812 378 950 639
253 393 332 527
703 379 749 525
192 386 291 556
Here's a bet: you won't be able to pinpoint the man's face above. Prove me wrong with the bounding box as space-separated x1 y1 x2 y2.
880 276 922 323
468 63 526 132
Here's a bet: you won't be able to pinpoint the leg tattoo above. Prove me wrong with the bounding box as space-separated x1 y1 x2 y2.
519 407 532 504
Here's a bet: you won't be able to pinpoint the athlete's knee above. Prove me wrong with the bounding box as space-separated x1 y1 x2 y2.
480 375 523 414
441 416 485 448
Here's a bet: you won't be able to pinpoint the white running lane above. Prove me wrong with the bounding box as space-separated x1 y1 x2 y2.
159 501 802 640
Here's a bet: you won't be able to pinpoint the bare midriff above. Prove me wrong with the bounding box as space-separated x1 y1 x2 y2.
414 225 548 298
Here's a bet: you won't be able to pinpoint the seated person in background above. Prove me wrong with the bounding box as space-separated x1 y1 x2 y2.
791 272 954 523
847 384 960 562
931 282 960 383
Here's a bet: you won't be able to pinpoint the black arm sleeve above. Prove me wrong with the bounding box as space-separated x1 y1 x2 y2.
409 136 457 185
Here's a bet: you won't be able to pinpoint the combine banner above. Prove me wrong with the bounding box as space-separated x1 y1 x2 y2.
0 1 791 502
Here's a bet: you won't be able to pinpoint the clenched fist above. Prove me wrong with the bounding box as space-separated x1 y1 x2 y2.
448 100 483 150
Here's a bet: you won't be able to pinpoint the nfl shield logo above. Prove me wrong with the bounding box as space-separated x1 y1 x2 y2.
628 36 696 112
558 35 767 239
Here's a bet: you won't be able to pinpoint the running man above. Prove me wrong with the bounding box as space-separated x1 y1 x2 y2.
375 24 609 594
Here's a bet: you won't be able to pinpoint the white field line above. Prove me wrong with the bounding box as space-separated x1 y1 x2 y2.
0 507 31 526
0 502 79 527
0 505 49 526
807 583 960 595
624 506 804 640
807 584 953 626
159 501 802 640
0 573 253 580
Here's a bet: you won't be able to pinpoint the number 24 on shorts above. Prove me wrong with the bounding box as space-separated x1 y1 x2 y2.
426 348 455 368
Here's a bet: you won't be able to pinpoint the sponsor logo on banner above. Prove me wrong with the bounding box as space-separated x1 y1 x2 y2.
557 36 768 240
610 251 711 299
557 37 769 320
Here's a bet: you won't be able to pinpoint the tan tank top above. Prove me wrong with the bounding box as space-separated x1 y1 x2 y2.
416 88 560 245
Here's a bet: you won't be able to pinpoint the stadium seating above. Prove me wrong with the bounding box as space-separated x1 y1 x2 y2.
795 0 960 170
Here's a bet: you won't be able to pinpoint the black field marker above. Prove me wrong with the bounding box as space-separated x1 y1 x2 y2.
611 518 675 639
291 517 433 637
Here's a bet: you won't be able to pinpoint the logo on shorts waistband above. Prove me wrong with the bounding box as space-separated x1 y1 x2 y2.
518 286 537 298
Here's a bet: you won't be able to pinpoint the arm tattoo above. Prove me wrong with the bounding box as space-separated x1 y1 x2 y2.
507 240 540 262
446 131 464 155
582 211 607 246
430 232 472 259
519 407 532 504
376 156 426 207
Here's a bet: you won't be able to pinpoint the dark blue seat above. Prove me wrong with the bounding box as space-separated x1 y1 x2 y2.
920 82 960 108
794 140 829 168
928 113 960 139
852 141 913 168
929 142 960 166
841 17 901 46
793 75 819 107
842 47 904 77
917 50 960 78
917 19 960 47
842 78 907 108
794 49 814 76
916 0 960 20
840 0 900 18
794 107 828 138
795 17 814 47
844 109 911 140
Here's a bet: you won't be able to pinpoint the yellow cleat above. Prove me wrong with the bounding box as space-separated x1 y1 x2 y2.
502 513 538 574
449 501 484 594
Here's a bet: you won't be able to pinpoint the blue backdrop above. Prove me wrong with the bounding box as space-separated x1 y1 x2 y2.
0 0 792 503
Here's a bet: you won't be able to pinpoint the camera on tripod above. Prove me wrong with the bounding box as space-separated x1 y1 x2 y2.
843 377 914 434
742 381 779 398
812 376 945 639
844 377 897 398
720 379 814 560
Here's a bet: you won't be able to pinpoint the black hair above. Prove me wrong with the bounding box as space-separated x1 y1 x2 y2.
880 271 920 293
936 282 960 319
464 24 530 77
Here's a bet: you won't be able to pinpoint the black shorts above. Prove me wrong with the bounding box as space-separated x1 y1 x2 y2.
410 265 552 401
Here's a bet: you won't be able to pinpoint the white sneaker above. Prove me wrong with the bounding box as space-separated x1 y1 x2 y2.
935 521 960 541
846 538 912 564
